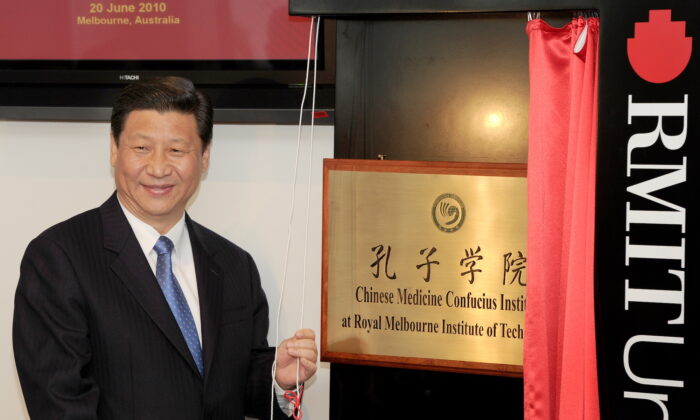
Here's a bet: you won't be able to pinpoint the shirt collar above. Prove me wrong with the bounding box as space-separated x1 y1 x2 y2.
117 195 187 259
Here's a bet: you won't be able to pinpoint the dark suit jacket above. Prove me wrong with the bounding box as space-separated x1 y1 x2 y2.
13 193 284 420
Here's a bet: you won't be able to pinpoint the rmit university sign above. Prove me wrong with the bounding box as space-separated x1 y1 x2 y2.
596 6 696 419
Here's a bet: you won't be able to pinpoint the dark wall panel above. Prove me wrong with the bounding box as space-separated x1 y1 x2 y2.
331 364 523 420
335 14 532 163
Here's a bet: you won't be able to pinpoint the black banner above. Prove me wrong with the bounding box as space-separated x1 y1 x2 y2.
596 2 698 419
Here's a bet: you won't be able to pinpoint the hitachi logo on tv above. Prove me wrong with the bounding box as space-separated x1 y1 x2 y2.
623 9 691 416
118 74 140 81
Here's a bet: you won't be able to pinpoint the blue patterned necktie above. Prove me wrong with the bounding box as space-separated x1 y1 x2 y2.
153 236 204 376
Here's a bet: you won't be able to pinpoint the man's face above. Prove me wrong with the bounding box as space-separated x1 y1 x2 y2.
110 109 210 233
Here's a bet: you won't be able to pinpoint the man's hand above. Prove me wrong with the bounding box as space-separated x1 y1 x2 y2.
274 329 318 390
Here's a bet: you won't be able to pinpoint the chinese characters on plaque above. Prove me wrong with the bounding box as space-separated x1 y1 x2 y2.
371 244 526 288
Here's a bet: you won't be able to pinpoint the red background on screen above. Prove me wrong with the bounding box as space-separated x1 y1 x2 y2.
0 0 313 60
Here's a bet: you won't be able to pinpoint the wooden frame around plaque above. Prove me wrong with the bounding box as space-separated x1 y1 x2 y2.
322 159 527 377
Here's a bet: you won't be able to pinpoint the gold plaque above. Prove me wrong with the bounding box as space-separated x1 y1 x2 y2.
322 159 527 376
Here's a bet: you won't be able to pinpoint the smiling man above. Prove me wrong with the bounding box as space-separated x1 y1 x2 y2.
13 77 317 420
111 109 208 234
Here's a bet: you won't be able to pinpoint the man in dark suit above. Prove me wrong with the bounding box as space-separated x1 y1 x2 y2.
13 77 317 419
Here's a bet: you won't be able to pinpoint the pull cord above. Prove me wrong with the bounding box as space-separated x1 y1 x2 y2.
270 15 320 420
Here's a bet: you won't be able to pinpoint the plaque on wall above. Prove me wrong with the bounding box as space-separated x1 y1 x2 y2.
322 159 527 377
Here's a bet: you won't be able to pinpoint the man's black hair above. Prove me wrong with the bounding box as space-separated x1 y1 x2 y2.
110 76 213 149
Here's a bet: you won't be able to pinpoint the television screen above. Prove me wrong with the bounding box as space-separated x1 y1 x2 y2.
0 0 334 123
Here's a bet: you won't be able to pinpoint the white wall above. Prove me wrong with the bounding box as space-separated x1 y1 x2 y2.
0 120 332 419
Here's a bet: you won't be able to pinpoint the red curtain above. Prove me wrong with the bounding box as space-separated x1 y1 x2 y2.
524 16 600 420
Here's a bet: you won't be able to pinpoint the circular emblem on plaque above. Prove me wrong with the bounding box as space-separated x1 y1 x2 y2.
432 193 466 233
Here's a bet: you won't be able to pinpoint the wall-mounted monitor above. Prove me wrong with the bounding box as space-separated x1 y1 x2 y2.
0 0 334 124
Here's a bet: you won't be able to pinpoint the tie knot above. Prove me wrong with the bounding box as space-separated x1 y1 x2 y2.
153 236 174 255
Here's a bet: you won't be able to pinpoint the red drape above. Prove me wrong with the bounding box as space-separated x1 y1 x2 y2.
524 17 600 420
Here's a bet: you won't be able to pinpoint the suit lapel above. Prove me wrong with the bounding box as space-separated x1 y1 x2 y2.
100 193 202 378
187 217 224 384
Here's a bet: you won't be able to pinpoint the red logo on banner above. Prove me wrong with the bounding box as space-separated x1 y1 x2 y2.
627 9 692 83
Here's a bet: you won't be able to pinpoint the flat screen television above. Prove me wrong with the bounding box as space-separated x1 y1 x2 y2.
0 0 334 124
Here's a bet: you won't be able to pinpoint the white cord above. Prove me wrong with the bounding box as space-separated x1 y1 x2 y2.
270 15 320 420
296 11 320 390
